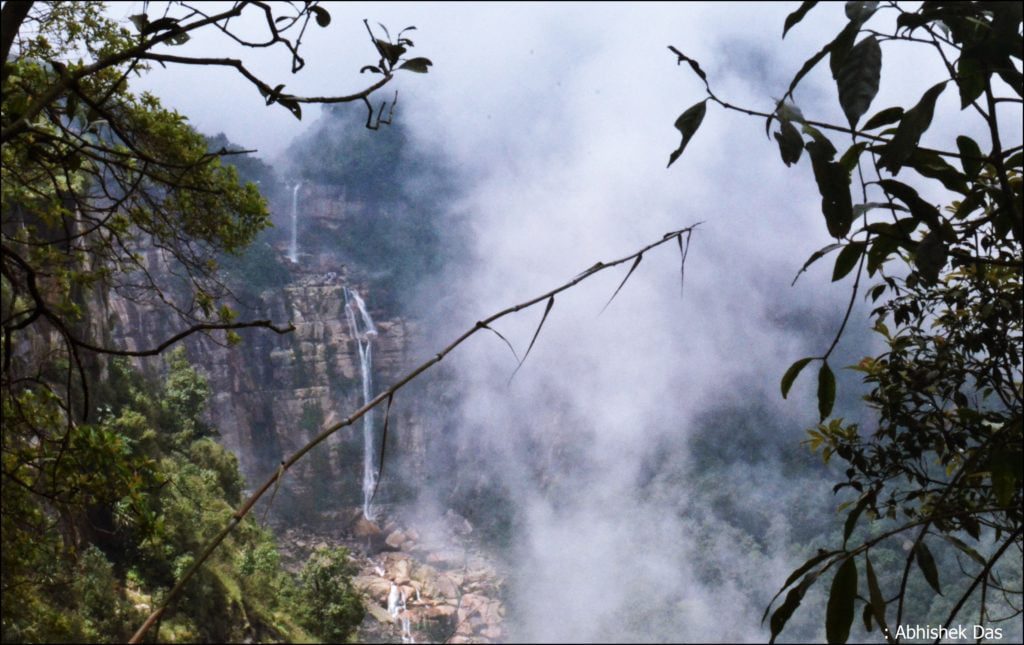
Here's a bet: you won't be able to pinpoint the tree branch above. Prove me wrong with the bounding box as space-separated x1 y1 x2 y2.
0 1 33 83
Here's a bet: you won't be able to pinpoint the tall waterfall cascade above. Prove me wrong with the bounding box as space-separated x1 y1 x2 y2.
288 182 301 263
343 287 378 519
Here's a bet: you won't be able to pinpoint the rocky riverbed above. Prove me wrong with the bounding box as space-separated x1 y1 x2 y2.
276 507 506 644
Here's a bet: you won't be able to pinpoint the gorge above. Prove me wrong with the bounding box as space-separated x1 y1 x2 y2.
6 4 1020 642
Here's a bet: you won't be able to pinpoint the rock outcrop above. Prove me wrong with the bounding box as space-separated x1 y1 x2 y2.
280 507 506 644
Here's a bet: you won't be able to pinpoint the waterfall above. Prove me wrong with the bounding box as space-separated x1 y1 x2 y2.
387 583 400 619
288 182 301 263
344 286 378 519
400 610 414 644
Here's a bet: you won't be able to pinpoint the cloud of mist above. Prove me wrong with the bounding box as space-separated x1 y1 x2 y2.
390 4 856 642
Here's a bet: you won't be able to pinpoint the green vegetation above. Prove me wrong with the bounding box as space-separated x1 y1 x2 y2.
2 349 366 642
1 2 428 641
666 1 1021 641
296 546 366 643
2 350 309 642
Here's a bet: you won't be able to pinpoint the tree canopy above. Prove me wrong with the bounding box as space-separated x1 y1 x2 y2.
1 1 430 641
666 1 1021 641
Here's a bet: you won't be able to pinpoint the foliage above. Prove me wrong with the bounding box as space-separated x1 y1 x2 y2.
667 1 1022 642
296 546 366 643
1 2 431 641
1 349 311 642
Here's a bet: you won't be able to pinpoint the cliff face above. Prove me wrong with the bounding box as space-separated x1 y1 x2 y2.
104 186 428 519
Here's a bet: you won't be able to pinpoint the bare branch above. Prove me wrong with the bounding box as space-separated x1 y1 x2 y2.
128 223 701 643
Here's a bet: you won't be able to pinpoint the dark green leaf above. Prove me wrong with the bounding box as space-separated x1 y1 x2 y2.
667 46 707 82
996 61 1023 98
818 361 836 421
832 241 865 282
955 190 985 219
914 542 942 596
828 19 861 80
868 283 886 302
836 36 882 127
782 38 833 105
862 106 903 130
792 243 842 285
907 149 969 194
769 587 804 643
782 357 814 399
865 555 889 635
783 1 818 38
310 5 331 27
963 515 981 540
398 57 433 73
809 153 853 238
876 179 941 229
143 17 178 35
826 557 857 644
990 450 1021 508
845 1 878 21
915 229 947 284
956 55 986 108
941 535 985 567
803 124 837 159
360 65 382 74
769 571 822 643
375 40 406 66
877 82 946 173
774 119 804 166
862 603 873 632
129 13 149 33
777 550 836 602
867 233 901 275
1007 150 1023 169
838 142 868 174
956 135 984 179
667 101 707 167
278 97 302 121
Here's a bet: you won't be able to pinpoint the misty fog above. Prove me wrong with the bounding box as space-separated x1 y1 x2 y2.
125 2 1021 643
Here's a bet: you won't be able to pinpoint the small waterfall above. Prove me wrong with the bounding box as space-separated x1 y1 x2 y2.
387 582 400 619
288 182 301 263
400 610 414 644
344 287 378 519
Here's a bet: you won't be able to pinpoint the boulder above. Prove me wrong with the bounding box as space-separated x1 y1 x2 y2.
353 517 382 538
433 573 459 599
391 558 411 584
352 575 392 602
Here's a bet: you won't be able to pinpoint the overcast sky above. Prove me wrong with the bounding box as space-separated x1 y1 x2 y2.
124 3 1021 641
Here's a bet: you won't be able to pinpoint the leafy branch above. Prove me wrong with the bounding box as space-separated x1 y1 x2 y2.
666 2 1021 642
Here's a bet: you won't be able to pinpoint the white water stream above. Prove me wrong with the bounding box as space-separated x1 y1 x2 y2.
287 182 301 263
343 287 378 519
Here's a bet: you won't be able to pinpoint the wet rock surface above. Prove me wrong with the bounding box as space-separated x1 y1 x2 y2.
277 506 506 644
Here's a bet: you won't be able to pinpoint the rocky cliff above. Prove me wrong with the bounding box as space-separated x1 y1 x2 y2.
103 184 431 521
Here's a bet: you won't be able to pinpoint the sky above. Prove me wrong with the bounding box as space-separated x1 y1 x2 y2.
125 2 1021 642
